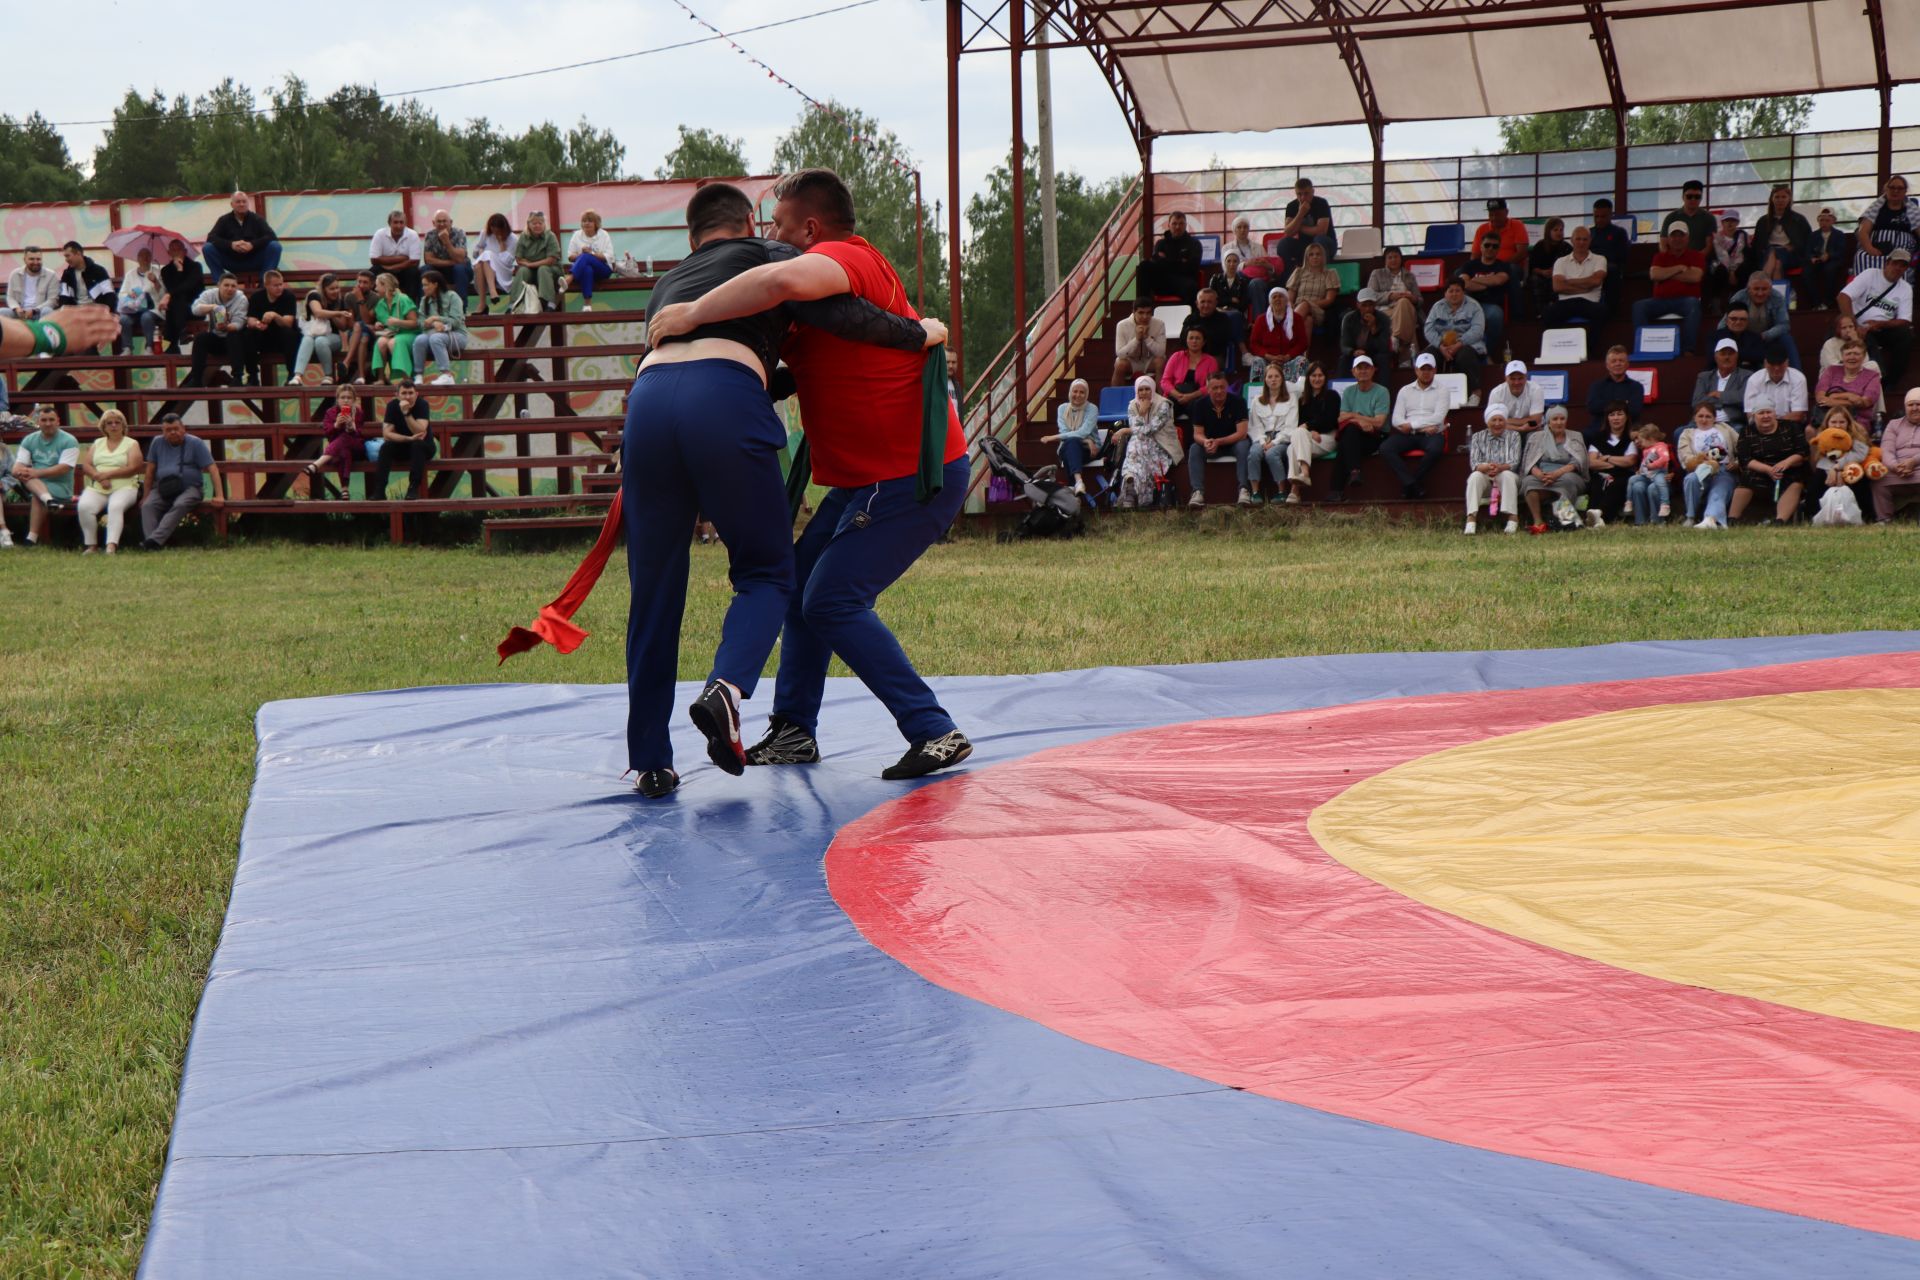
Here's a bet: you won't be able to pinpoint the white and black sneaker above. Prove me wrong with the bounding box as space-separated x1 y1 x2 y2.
881 730 974 781
744 716 821 765
634 768 679 799
688 680 746 776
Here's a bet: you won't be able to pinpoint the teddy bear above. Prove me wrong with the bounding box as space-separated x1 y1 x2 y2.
1812 424 1886 486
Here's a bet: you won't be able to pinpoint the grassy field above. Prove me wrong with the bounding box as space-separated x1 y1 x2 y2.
6 514 1920 1277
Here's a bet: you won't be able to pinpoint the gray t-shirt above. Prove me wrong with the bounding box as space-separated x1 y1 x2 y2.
147 434 215 492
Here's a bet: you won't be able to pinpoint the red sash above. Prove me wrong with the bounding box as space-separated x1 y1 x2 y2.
496 492 623 664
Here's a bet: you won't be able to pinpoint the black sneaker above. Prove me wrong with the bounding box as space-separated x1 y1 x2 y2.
744 716 821 766
634 768 679 799
881 730 974 781
688 680 746 776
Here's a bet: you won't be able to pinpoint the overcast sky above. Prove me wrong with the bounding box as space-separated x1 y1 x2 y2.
18 0 1920 224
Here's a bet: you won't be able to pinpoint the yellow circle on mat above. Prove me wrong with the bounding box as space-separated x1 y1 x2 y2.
1309 688 1920 1033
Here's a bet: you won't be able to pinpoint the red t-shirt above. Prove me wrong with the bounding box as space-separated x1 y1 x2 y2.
1652 250 1705 299
782 236 966 489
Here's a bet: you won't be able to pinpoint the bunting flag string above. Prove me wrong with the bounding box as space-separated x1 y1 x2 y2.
667 0 919 175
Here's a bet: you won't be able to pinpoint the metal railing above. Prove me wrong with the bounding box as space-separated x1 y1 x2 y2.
960 179 1143 511
1151 124 1920 252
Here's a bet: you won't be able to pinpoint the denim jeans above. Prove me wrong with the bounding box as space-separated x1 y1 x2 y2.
291 332 342 381
1248 439 1288 490
1683 467 1736 522
1630 295 1702 354
117 308 159 352
1188 438 1251 492
570 255 614 300
1627 473 1670 522
202 240 284 279
1057 435 1092 481
412 329 469 375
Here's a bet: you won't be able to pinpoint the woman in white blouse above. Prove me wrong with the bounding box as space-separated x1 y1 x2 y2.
474 213 518 313
566 209 616 311
1246 362 1299 502
116 248 163 353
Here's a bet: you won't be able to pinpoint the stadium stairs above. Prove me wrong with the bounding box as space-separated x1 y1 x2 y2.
1013 243 1873 516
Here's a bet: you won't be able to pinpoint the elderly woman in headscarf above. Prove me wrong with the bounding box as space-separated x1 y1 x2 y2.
1520 404 1591 532
1114 374 1180 508
1042 378 1101 496
1246 284 1309 386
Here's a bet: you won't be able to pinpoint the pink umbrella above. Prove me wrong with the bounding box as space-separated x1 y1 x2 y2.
104 225 201 262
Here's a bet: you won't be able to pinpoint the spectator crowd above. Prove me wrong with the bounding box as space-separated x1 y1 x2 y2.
1074 172 1920 530
1 192 647 548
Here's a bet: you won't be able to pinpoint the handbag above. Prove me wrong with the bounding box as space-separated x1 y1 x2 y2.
156 472 185 502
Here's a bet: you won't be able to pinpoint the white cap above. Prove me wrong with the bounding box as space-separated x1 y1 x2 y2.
1351 353 1374 367
1484 405 1508 422
1503 359 1527 377
1413 352 1436 370
1356 286 1378 303
1714 337 1739 354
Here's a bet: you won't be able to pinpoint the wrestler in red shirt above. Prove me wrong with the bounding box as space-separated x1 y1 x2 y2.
647 168 974 781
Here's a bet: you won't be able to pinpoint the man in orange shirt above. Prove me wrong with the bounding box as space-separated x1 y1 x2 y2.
646 169 974 781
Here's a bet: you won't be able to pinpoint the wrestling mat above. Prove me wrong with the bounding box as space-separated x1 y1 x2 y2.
140 634 1920 1278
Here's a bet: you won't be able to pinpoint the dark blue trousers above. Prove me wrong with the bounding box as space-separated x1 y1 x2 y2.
772 457 969 745
623 360 795 772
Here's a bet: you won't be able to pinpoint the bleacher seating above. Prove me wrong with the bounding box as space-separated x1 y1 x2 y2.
2 292 646 544
1011 225 1894 515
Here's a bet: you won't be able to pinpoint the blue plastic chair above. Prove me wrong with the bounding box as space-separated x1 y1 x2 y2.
1421 224 1466 255
1097 385 1134 426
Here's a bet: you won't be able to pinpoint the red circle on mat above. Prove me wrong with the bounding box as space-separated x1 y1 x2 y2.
826 654 1920 1239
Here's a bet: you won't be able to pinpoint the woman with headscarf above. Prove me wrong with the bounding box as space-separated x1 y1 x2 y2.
1520 404 1591 533
1246 285 1309 385
1115 374 1179 508
1042 378 1100 496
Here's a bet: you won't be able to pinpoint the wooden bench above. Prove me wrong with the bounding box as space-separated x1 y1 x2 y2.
482 511 611 550
220 491 612 544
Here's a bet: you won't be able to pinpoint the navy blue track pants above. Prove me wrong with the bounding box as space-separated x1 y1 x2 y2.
771 457 969 746
623 360 795 772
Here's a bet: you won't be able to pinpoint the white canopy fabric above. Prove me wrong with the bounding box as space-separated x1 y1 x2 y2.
1074 0 1920 136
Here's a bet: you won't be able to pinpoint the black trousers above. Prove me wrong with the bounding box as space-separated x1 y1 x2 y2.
1333 424 1384 490
185 332 237 385
244 324 301 384
1588 469 1632 521
1869 327 1913 387
374 436 437 496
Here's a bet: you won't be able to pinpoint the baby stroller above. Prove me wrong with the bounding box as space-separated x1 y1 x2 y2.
979 436 1085 539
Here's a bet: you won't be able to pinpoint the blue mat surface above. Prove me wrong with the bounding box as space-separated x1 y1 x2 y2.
141 633 1920 1278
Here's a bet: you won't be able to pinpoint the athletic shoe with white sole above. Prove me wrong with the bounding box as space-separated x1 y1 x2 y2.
744 716 821 765
634 768 679 798
881 730 974 780
1463 518 1477 535
688 680 746 775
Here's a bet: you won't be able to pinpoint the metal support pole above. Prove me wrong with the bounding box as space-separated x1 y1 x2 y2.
1370 123 1386 232
1010 0 1028 426
1035 0 1061 295
1139 131 1156 297
946 0 966 388
914 169 926 314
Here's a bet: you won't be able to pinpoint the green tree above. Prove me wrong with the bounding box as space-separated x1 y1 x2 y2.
90 90 199 198
655 126 751 180
773 101 945 317
1499 97 1814 153
0 113 86 203
958 153 1130 385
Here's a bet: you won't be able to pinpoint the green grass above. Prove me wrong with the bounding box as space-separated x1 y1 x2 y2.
5 515 1920 1277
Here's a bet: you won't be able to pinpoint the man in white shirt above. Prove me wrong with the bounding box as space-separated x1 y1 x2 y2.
1487 359 1544 432
1542 226 1607 327
1839 246 1914 386
369 210 425 301
1382 351 1451 498
2 247 58 321
1111 301 1166 386
1742 343 1809 429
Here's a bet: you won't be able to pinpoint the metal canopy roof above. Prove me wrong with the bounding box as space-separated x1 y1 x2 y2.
960 0 1920 139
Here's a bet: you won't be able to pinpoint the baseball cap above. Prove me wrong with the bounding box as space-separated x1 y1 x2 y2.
1891 247 1914 264
1356 286 1378 303
1503 359 1527 377
1414 352 1436 370
1486 198 1508 211
1719 210 1741 223
1714 337 1739 354
1351 353 1375 368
